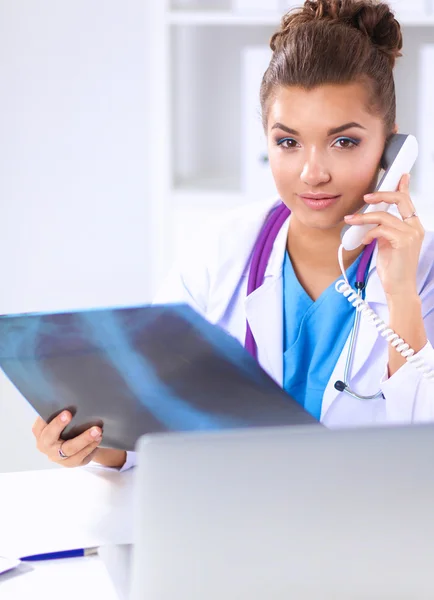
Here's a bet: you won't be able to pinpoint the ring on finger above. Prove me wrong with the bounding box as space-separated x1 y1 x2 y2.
58 443 69 459
403 211 418 221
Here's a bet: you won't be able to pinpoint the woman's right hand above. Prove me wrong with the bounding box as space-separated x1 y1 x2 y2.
32 410 103 468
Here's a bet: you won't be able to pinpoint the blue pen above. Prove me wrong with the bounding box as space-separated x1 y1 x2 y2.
20 547 98 561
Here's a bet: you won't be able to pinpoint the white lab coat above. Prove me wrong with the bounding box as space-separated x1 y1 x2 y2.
121 197 434 470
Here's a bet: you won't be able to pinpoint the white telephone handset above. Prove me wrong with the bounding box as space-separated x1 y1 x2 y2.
341 133 419 251
336 133 433 381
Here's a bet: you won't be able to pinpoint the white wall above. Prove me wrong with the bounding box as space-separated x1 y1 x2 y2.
0 1 158 471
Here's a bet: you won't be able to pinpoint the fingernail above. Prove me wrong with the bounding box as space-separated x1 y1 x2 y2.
60 412 69 422
90 427 101 439
364 193 374 199
344 215 355 221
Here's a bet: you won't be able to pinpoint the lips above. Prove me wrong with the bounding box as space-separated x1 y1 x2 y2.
299 193 339 200
298 193 341 211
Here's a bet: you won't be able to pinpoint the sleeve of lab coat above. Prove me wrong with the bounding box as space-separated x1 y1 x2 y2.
380 262 434 423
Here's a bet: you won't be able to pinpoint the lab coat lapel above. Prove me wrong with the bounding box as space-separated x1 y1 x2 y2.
244 221 389 414
245 276 284 384
244 215 290 385
321 318 380 419
321 247 387 419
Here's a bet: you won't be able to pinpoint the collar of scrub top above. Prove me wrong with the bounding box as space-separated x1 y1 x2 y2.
244 201 376 361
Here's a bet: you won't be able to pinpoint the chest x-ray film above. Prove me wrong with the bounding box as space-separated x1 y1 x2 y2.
0 303 317 450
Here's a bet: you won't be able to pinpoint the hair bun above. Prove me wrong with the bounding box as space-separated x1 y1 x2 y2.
271 0 403 67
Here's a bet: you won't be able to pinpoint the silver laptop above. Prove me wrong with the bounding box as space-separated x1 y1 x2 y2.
130 424 434 600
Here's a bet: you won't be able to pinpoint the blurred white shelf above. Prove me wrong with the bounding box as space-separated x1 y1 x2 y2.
170 180 247 208
169 10 434 26
394 14 434 26
169 10 281 25
172 173 247 206
172 173 245 206
172 189 246 208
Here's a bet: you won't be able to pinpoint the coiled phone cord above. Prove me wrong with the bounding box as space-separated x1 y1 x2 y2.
335 244 434 380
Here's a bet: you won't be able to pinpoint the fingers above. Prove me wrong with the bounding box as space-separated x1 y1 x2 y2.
60 426 102 458
344 206 424 242
361 224 423 248
60 441 101 469
344 210 408 231
363 173 418 224
363 191 413 209
32 410 103 467
31 416 47 439
399 172 411 194
361 225 402 247
363 192 398 205
38 410 73 447
364 174 410 205
79 447 100 467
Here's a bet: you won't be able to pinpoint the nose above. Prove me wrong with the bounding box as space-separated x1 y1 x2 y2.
300 148 331 186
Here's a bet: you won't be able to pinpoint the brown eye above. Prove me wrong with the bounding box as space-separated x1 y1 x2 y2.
334 137 359 149
277 138 298 149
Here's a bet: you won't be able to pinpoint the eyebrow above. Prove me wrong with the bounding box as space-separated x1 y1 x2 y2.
271 121 367 136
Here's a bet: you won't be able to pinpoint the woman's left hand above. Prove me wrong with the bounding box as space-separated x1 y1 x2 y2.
344 173 425 299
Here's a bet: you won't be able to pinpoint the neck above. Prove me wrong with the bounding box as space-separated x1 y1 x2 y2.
287 217 364 273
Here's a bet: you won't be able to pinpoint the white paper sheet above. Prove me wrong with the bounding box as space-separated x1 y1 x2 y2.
0 467 134 558
0 556 20 575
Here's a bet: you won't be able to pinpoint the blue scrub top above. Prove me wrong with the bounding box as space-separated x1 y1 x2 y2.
282 251 364 421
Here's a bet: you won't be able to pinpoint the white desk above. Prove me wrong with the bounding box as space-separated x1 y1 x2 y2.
0 467 135 599
0 554 120 599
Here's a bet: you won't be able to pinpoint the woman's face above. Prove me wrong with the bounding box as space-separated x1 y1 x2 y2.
266 82 390 231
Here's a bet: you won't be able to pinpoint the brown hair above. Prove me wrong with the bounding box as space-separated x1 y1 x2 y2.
260 0 403 135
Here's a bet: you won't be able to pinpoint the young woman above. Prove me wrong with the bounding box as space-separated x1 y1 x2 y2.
33 0 434 470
